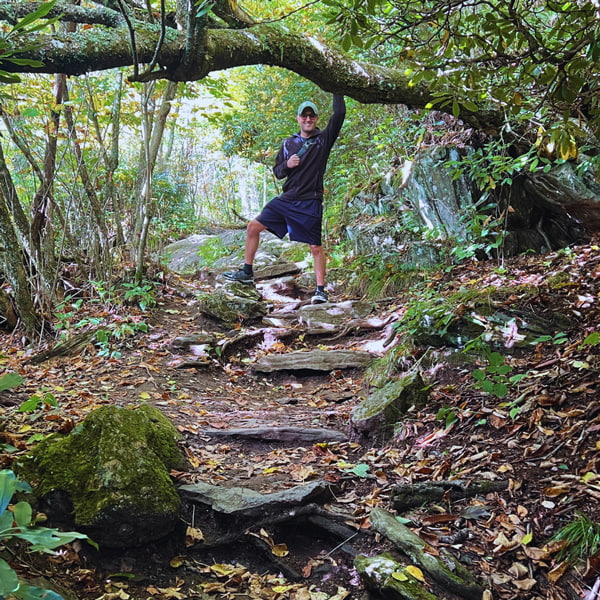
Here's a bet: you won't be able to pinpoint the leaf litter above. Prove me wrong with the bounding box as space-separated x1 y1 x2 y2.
1 241 600 599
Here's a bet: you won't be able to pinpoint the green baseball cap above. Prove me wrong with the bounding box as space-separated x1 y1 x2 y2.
297 101 318 116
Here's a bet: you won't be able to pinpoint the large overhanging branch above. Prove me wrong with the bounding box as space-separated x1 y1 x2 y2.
0 16 504 133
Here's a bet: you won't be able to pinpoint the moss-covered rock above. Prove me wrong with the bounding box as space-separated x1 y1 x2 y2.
198 285 267 326
16 404 185 548
351 372 429 442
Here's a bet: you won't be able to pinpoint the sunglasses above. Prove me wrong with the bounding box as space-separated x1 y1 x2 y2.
299 113 317 120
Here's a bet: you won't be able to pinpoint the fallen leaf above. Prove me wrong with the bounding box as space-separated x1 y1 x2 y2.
511 578 537 591
272 543 289 557
547 560 569 583
405 565 425 582
169 556 185 568
185 526 204 546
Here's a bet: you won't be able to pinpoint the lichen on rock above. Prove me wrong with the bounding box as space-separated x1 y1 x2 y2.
16 404 185 548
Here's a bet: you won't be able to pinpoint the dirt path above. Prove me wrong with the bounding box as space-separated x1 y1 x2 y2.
3 246 600 600
10 274 386 599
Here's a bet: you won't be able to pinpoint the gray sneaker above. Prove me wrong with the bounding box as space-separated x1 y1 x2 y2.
311 289 329 304
223 269 254 284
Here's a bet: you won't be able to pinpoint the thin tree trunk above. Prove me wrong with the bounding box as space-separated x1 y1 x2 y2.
0 125 31 249
132 80 178 283
85 71 125 248
31 73 66 310
0 141 42 338
63 83 110 276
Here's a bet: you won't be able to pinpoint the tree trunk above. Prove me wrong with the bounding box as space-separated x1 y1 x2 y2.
64 82 110 277
86 72 125 249
132 80 178 283
0 155 42 338
30 73 66 311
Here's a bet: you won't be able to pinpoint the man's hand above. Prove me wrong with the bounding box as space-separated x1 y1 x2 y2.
287 154 301 168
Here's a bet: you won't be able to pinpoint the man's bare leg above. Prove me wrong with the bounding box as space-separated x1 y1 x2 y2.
310 244 326 287
244 219 267 265
223 219 267 283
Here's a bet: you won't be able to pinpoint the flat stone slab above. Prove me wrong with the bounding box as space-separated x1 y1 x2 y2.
254 262 301 280
200 425 347 443
179 480 335 516
252 348 375 373
298 300 374 328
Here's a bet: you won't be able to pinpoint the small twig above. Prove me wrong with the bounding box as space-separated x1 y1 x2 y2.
324 531 359 558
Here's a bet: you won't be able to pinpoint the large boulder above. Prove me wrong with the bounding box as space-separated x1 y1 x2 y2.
16 404 185 548
161 229 301 277
162 231 247 275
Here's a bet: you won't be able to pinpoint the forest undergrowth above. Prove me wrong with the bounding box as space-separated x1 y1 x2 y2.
1 237 600 600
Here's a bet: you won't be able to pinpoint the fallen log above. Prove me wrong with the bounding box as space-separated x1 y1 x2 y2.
391 479 508 511
369 507 485 600
355 553 438 600
28 328 98 365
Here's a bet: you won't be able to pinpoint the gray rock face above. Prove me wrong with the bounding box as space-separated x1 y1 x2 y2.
344 144 600 259
252 348 375 373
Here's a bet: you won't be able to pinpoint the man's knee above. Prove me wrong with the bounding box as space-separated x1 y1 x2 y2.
309 244 323 255
247 219 266 236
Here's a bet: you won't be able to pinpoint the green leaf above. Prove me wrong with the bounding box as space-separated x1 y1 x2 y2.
581 332 600 346
462 100 479 112
0 509 14 531
6 58 45 67
488 352 505 367
0 72 22 84
481 380 494 393
12 0 57 33
347 463 370 477
13 501 33 527
14 527 90 552
12 582 66 600
472 369 486 381
0 469 18 513
0 557 19 595
495 364 513 376
195 0 214 18
493 382 509 398
452 98 460 118
0 372 24 392
18 396 42 413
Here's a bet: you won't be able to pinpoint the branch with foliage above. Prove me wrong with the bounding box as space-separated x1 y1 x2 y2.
3 0 592 138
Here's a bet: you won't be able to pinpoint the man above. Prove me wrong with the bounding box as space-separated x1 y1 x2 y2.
224 94 346 304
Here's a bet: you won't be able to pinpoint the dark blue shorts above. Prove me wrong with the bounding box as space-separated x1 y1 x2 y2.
256 196 323 246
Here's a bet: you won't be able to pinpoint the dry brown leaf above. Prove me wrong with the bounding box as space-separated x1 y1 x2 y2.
547 560 569 583
185 526 204 546
543 485 570 497
511 578 537 591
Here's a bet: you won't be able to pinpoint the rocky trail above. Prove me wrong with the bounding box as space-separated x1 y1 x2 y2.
2 238 600 600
